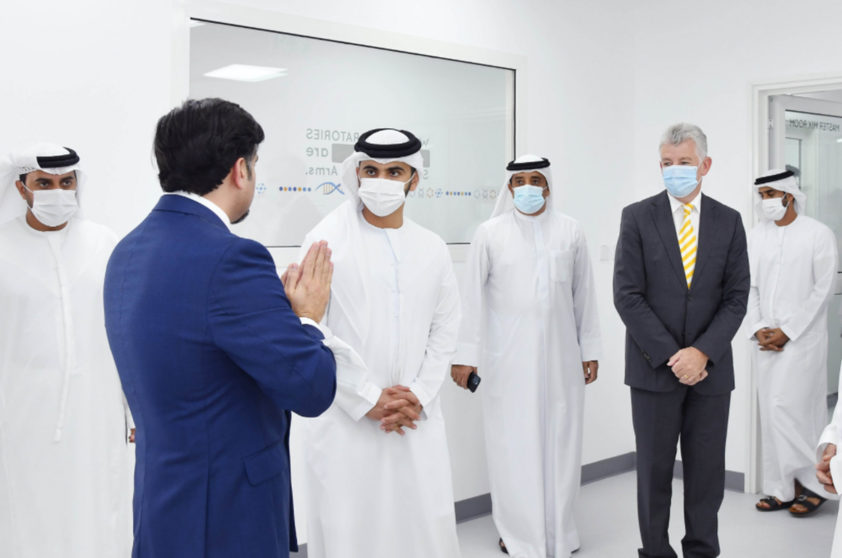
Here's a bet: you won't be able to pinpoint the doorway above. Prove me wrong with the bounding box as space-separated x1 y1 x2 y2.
769 93 842 397
749 76 842 495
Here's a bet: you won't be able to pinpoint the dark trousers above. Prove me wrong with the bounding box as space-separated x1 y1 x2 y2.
631 386 731 558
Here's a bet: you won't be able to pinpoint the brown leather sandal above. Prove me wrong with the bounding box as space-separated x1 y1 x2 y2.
756 496 795 512
789 489 827 517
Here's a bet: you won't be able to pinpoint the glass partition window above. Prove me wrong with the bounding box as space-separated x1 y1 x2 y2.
190 21 515 247
784 110 842 271
784 109 842 393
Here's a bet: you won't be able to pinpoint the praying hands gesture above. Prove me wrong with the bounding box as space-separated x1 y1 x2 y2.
281 241 333 323
755 328 789 352
365 386 423 436
668 347 709 386
817 444 838 495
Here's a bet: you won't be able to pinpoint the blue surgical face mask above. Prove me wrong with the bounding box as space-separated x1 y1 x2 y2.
662 165 700 198
512 185 546 215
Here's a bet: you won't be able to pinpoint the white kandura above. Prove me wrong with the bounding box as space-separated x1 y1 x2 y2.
748 212 839 503
297 131 462 558
0 215 134 558
456 163 602 558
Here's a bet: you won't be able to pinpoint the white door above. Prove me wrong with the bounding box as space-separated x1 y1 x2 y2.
770 94 842 395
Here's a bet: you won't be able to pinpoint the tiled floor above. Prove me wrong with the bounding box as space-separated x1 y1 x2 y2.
458 472 838 557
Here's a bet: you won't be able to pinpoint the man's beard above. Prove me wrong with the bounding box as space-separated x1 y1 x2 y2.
232 209 250 225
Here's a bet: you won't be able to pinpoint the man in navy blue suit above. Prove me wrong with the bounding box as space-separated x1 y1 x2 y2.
104 98 337 558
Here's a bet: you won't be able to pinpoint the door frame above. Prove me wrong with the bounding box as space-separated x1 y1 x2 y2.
748 73 842 493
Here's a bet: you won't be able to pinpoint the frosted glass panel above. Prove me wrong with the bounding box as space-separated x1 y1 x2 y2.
784 110 842 393
190 21 515 246
784 111 842 269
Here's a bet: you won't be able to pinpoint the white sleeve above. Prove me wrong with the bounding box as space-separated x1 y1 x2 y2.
781 229 838 342
746 285 769 340
408 250 462 414
572 225 602 362
298 233 381 421
818 398 842 461
454 226 489 367
300 317 381 421
746 229 770 339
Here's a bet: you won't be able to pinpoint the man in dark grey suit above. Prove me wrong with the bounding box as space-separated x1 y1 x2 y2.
614 123 750 558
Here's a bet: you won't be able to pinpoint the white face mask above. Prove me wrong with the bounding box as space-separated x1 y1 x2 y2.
761 196 788 222
25 187 79 227
358 172 414 217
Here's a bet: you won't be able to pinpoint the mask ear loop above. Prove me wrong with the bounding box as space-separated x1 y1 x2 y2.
403 170 417 196
21 185 35 209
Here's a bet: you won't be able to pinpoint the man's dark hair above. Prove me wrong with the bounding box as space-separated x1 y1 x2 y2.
153 98 265 195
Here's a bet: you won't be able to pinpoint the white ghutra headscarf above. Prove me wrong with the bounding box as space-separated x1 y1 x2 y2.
312 128 424 346
0 144 86 226
753 168 806 222
491 154 555 218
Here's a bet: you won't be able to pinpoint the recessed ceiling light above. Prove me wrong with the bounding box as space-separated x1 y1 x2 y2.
837 138 842 143
204 64 287 82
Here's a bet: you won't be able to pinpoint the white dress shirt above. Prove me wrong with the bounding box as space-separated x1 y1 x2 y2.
668 190 702 240
167 191 232 231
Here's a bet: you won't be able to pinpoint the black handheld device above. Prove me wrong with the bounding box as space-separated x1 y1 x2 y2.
467 371 481 393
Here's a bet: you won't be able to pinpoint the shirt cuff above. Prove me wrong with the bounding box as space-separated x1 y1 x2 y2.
409 382 433 408
455 342 480 367
830 456 842 498
356 383 382 420
300 317 327 339
780 323 799 343
579 338 602 362
407 383 431 422
818 425 840 462
334 381 381 422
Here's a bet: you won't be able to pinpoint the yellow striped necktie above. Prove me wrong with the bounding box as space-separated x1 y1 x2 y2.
679 204 697 287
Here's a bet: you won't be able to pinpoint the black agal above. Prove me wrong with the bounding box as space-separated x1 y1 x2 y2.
354 129 422 158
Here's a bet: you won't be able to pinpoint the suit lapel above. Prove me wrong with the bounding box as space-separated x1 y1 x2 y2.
690 194 719 291
650 192 688 291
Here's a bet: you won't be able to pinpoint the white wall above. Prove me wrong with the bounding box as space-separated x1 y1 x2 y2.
0 0 173 236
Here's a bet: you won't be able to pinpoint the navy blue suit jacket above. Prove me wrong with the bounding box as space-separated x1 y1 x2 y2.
104 195 336 558
613 191 750 395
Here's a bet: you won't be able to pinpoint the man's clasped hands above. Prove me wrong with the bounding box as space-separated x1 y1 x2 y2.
668 346 710 387
280 240 423 437
366 387 424 436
